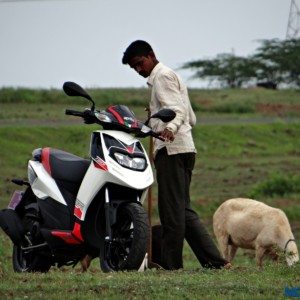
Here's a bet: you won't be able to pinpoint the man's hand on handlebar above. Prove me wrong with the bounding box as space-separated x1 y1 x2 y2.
158 128 175 142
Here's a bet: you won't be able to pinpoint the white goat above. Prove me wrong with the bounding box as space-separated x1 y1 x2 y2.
213 198 299 268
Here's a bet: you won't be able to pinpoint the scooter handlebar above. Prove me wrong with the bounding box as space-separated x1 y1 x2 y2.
151 131 165 141
65 109 165 140
65 109 85 117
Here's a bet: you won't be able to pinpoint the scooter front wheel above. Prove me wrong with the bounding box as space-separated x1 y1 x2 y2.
100 202 150 272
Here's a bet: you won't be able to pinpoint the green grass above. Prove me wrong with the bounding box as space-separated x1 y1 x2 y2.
1 87 299 105
0 264 299 299
0 227 299 299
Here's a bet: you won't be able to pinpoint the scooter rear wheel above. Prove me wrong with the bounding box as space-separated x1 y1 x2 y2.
100 202 150 272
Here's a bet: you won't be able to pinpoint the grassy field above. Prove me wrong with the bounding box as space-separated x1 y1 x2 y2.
1 87 300 122
0 88 299 299
0 262 299 299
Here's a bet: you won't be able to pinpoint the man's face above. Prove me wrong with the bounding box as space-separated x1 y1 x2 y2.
128 55 156 78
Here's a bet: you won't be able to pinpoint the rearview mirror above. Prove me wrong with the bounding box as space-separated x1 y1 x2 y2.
63 81 95 111
145 108 176 125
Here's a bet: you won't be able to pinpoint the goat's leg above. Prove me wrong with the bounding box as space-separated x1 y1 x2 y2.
266 247 279 263
216 234 230 261
228 245 238 262
255 245 266 269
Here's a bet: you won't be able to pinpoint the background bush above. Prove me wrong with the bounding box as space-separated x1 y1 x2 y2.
249 174 300 198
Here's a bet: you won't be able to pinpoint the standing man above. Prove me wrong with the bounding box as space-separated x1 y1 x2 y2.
122 40 231 270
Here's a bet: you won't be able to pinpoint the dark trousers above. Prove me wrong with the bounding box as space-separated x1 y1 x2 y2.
154 147 228 270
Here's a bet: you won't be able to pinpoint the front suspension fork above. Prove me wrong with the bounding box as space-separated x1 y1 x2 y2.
104 188 112 242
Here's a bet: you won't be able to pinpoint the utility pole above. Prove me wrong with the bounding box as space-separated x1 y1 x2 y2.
286 0 300 39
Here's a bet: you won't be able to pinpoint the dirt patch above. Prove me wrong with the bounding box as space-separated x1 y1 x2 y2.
222 178 243 185
199 99 213 107
236 162 255 168
192 97 214 107
256 103 300 116
196 198 209 206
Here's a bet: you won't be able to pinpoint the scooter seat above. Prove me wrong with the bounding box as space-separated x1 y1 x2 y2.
41 148 90 183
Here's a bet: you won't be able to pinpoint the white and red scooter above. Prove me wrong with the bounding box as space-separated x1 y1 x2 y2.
0 82 175 272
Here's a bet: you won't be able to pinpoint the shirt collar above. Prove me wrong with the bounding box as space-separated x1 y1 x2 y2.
147 62 164 87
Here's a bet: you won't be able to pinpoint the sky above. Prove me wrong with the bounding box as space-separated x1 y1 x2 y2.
0 0 292 89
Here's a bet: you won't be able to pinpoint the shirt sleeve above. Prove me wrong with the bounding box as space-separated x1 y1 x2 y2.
154 70 186 133
189 102 197 126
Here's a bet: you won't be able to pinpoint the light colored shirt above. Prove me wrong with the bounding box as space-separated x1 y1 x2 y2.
147 62 197 157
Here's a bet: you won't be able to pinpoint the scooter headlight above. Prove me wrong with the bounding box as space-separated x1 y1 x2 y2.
114 152 146 171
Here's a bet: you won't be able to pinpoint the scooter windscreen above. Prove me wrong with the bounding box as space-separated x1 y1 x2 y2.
101 105 141 132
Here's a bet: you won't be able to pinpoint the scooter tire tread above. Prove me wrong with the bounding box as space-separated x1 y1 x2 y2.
12 244 51 273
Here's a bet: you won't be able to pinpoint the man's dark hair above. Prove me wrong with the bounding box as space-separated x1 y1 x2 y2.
122 40 154 65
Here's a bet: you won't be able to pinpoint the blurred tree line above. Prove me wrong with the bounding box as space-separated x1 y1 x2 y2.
182 38 300 89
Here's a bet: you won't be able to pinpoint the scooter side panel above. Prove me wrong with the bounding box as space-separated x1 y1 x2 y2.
29 161 67 206
37 197 73 230
76 163 113 220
